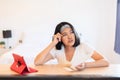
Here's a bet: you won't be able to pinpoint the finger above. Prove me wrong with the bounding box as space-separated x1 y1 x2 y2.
70 66 77 71
56 33 62 42
52 35 60 44
57 33 63 37
75 66 84 71
75 64 85 70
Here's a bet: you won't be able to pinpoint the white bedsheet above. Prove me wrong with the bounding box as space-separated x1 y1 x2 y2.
0 42 45 64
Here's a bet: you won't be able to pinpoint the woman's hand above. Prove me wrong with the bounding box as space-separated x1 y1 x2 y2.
69 63 86 71
52 33 62 45
75 63 86 71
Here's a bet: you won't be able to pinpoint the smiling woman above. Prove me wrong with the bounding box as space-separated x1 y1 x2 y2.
34 22 109 71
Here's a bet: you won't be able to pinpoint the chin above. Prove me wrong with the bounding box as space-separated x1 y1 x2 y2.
68 44 74 47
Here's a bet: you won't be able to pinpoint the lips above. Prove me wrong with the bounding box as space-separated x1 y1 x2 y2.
68 39 73 43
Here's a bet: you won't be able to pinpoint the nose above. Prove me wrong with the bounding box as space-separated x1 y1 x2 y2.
67 34 72 39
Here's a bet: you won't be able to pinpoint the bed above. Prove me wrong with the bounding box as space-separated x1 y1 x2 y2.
0 43 37 64
0 43 58 65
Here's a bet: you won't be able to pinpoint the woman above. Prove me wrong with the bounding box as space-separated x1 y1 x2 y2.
34 22 109 70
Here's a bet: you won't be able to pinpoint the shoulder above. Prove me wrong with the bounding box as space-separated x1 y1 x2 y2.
50 47 59 54
78 42 95 55
79 42 94 49
78 42 89 49
50 47 63 57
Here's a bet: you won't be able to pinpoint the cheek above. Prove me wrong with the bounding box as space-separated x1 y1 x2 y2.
72 35 75 40
62 37 67 43
73 36 75 40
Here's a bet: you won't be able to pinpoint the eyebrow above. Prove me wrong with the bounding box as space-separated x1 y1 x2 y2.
61 29 73 35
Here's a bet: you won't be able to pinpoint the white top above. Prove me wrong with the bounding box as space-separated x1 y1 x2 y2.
50 42 94 66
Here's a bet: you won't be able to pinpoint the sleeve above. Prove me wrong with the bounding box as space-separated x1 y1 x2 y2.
83 42 95 57
50 48 56 59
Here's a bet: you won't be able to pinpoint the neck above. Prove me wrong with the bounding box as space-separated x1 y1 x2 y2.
64 46 75 53
64 46 75 61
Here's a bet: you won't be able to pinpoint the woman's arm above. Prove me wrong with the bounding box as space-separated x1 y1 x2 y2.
34 33 62 66
85 51 109 68
34 42 56 66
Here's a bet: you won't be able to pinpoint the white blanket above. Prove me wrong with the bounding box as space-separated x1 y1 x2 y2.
0 43 41 64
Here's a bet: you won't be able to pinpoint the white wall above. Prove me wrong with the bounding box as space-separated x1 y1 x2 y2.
0 0 120 64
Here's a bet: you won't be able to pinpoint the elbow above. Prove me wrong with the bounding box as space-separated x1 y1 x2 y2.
34 59 43 66
34 61 39 66
105 61 109 67
34 58 38 66
102 59 109 67
34 60 39 66
34 61 43 66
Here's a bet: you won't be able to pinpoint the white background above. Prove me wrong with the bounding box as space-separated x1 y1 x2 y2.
0 0 120 64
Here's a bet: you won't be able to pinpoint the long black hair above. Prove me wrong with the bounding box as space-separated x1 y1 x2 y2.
53 22 80 50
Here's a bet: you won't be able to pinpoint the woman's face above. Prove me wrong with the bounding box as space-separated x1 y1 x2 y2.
61 27 75 47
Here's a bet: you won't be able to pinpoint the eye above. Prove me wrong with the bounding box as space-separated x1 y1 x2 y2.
62 33 67 37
